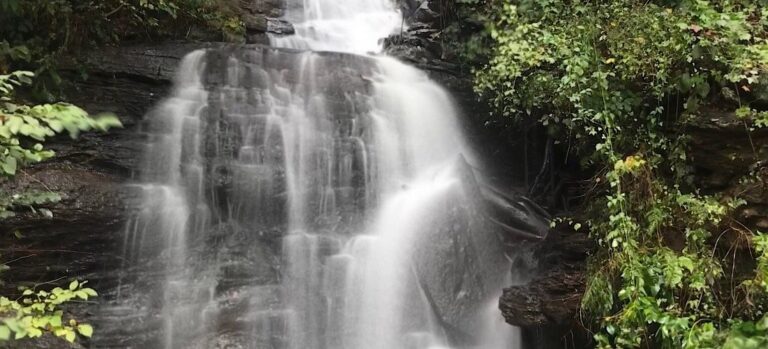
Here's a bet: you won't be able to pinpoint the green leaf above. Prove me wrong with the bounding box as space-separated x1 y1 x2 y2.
47 119 63 132
2 156 17 175
0 325 10 340
68 280 78 291
77 324 93 338
50 314 62 328
94 114 122 130
65 329 76 342
678 256 695 272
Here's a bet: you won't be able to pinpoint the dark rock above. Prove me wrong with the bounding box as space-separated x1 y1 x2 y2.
499 228 591 328
687 108 768 232
245 15 294 35
244 14 269 32
267 18 295 35
399 0 420 16
244 18 295 44
0 43 208 296
412 1 441 25
241 0 292 45
385 34 440 63
241 0 284 17
498 227 593 349
0 334 86 349
479 184 551 241
688 109 768 190
0 164 132 286
408 157 549 346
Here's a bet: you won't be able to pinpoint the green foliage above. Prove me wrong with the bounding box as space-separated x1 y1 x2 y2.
0 280 97 342
736 106 768 129
474 0 768 347
0 0 242 99
0 71 121 217
0 70 117 343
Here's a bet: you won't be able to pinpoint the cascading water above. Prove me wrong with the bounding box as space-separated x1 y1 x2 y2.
113 0 522 348
270 0 402 53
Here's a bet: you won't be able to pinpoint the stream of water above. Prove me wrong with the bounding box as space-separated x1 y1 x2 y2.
117 0 519 348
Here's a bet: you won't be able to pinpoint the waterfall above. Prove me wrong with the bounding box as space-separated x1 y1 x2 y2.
270 0 402 53
115 0 520 348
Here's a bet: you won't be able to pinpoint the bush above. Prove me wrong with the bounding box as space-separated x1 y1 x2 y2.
473 0 768 347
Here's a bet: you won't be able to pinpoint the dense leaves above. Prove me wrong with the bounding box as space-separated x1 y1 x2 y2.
472 0 768 347
0 0 241 99
0 280 98 342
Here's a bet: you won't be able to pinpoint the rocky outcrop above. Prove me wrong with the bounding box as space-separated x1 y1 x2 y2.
499 227 592 348
240 0 290 44
388 0 450 64
499 229 591 328
688 109 768 232
1 43 202 280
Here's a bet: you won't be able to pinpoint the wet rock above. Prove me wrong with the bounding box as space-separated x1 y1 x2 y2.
0 42 382 348
0 163 132 288
479 185 551 241
499 227 593 349
407 157 550 346
241 0 284 17
685 108 768 235
412 1 441 25
244 15 295 35
499 228 591 327
267 18 295 35
241 0 291 44
0 335 86 349
688 109 768 193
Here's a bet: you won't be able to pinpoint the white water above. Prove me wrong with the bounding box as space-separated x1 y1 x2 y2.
122 51 220 348
270 0 402 53
121 0 520 348
270 1 520 348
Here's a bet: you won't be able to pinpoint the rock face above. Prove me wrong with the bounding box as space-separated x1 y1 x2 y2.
241 0 291 44
0 3 563 349
0 4 573 348
499 228 593 348
0 41 546 348
0 43 203 349
1 44 208 276
688 109 768 232
20 4 768 349
381 2 768 348
0 43 225 349
95 45 382 348
388 0 451 65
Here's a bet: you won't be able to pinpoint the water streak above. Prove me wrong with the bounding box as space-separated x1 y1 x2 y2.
271 0 402 53
117 0 521 348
